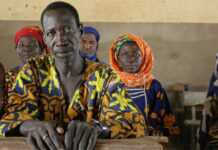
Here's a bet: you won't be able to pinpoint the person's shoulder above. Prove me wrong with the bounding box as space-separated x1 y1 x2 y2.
149 78 165 90
28 54 53 66
84 60 121 84
22 54 53 71
84 60 111 75
7 66 20 75
6 66 20 83
151 79 162 85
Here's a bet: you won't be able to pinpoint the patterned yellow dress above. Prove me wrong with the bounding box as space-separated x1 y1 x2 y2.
0 66 20 117
0 55 145 138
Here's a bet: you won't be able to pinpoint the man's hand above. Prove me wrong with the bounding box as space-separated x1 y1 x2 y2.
19 120 64 150
65 120 98 150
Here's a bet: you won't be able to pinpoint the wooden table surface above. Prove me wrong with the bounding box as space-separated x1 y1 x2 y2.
0 136 167 150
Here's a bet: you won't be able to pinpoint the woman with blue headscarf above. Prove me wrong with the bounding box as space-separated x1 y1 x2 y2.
80 26 101 62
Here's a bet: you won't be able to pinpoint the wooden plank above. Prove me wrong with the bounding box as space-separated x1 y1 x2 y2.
0 137 165 150
184 120 201 126
183 91 207 106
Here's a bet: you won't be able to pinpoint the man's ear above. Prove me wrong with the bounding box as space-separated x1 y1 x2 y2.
43 32 47 45
80 23 83 35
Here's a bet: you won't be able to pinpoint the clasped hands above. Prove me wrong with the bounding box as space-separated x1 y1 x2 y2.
19 120 99 150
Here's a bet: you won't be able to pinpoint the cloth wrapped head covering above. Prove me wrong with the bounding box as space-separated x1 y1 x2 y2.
83 26 100 42
15 26 49 53
109 33 154 87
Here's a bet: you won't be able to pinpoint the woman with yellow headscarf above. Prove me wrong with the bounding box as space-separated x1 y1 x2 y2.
109 33 179 136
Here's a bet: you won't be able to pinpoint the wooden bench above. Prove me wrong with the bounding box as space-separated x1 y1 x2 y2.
183 91 206 150
0 136 167 150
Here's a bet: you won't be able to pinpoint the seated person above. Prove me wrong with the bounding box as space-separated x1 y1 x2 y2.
0 62 5 116
0 2 145 150
6 26 48 92
207 53 218 98
80 26 101 62
2 26 48 119
109 33 179 136
199 54 218 150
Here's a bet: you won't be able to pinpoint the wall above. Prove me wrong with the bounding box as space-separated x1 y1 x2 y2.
0 0 218 87
1 0 218 23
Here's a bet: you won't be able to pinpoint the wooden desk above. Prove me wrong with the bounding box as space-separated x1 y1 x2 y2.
0 136 167 150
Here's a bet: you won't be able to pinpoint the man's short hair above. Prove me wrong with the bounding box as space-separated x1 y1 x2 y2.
40 1 81 28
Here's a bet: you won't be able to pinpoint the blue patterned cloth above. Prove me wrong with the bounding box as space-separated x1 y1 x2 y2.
126 79 179 136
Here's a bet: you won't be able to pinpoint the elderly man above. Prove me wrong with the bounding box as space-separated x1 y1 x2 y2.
0 1 145 150
80 26 101 62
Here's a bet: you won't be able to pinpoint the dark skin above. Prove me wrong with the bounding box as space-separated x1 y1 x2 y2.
117 42 162 136
16 36 43 65
117 42 143 73
19 9 98 150
81 33 98 56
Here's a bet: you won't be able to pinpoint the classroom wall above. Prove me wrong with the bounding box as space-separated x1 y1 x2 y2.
1 0 218 23
0 0 218 87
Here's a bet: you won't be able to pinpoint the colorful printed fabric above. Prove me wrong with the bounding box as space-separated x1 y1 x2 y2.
0 54 145 138
109 33 154 87
0 66 21 117
127 79 179 136
79 51 99 62
5 66 20 93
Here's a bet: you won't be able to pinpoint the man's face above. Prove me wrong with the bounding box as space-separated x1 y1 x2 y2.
43 9 81 62
81 33 98 55
16 36 42 64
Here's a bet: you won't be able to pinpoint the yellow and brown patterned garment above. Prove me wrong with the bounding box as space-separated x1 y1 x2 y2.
5 66 20 93
0 66 20 118
0 55 145 138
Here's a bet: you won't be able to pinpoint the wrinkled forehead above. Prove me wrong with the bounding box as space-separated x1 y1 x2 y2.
42 9 77 31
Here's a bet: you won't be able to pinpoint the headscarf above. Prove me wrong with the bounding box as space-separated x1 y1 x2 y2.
81 26 100 61
79 51 98 62
83 26 100 42
109 33 154 87
15 26 49 53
